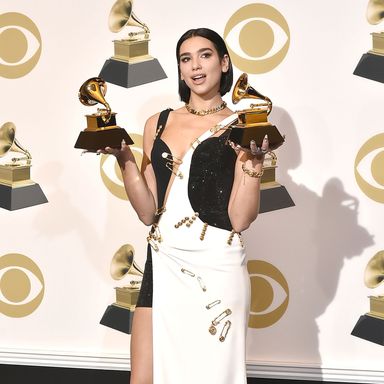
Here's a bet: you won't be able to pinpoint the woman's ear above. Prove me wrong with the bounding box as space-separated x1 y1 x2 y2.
221 54 230 73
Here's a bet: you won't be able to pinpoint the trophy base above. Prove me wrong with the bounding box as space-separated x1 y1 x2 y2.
0 182 48 211
74 128 134 152
99 304 135 334
259 183 295 213
229 125 285 149
351 314 384 345
353 52 384 83
99 57 167 88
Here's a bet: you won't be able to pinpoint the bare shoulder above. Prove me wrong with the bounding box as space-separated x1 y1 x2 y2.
143 111 161 137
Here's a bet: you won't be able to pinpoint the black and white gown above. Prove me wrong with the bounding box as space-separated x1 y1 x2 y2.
137 109 250 384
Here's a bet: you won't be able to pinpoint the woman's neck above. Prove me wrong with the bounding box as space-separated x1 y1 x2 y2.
186 94 224 111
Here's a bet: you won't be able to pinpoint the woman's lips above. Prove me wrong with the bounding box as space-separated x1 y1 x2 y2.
191 74 206 84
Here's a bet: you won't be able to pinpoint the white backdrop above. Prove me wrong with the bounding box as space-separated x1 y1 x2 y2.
1 0 384 381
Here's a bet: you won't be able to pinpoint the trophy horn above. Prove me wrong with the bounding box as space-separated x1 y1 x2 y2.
232 73 273 114
0 122 31 162
367 0 384 25
78 77 111 123
108 0 150 34
364 251 384 288
110 244 144 280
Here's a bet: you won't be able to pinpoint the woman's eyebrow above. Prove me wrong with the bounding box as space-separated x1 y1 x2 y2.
180 47 214 57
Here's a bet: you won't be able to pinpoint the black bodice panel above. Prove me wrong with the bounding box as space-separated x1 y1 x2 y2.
151 138 172 209
188 133 236 230
150 109 236 231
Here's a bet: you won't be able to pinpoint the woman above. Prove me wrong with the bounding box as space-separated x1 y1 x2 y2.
101 28 271 384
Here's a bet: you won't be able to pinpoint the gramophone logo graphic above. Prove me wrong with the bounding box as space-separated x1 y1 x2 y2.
99 0 167 88
354 0 384 83
351 251 384 345
0 122 47 210
100 244 144 334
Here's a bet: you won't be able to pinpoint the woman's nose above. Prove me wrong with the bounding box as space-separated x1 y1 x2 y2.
192 58 202 70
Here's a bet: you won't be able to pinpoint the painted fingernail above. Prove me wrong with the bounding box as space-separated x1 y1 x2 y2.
264 134 268 140
250 140 256 144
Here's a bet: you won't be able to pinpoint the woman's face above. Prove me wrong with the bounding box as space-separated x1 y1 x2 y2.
178 36 229 100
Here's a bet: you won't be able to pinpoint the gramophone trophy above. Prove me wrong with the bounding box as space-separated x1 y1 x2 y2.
225 73 293 213
354 0 384 83
99 0 167 88
228 73 285 149
100 244 144 334
352 251 384 345
74 77 133 152
0 122 47 210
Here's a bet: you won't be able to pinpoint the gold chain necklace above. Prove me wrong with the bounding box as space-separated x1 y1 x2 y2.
185 101 227 116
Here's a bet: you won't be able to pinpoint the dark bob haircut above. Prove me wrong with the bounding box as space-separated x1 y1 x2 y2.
176 28 233 103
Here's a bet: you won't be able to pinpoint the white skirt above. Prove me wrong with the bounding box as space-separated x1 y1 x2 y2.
151 238 250 384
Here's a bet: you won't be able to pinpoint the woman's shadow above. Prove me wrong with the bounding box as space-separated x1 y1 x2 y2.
244 106 374 365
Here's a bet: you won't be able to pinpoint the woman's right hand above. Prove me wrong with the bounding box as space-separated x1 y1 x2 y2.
97 139 135 164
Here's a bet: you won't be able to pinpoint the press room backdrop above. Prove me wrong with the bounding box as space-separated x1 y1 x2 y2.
1 0 384 382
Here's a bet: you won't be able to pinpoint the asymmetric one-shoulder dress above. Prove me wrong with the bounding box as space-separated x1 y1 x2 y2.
136 109 250 384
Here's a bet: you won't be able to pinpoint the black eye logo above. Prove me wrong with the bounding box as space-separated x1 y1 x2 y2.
0 12 42 79
247 260 289 328
355 133 384 203
224 3 290 74
100 133 143 200
0 253 45 317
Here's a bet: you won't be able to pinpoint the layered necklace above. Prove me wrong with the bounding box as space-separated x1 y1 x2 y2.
185 101 227 116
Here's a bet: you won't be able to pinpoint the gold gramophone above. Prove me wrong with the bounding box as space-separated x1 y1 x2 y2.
351 251 384 345
367 0 384 55
0 122 47 210
364 251 384 319
354 0 384 82
99 0 167 88
74 77 133 152
110 243 144 310
229 73 285 149
100 244 144 334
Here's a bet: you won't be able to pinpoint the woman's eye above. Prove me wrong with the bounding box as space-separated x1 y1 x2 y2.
180 57 190 63
201 52 211 59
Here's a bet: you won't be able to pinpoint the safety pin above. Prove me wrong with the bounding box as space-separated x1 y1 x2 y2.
197 276 207 292
209 309 231 335
162 152 183 179
146 236 159 252
219 320 232 342
212 308 232 326
206 300 221 310
161 152 182 164
181 268 195 277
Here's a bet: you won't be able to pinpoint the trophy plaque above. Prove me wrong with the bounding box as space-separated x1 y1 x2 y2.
0 122 47 211
228 73 285 149
354 0 384 83
351 251 384 345
100 244 144 334
99 0 167 88
74 77 133 152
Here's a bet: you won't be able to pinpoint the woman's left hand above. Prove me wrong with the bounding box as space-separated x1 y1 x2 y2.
228 134 270 161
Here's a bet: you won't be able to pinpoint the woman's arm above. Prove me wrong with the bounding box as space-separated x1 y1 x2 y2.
100 113 160 226
228 137 268 233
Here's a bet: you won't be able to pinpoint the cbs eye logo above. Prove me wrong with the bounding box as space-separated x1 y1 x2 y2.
355 133 384 203
224 3 290 74
100 134 143 200
0 12 42 79
0 253 45 318
247 260 289 328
